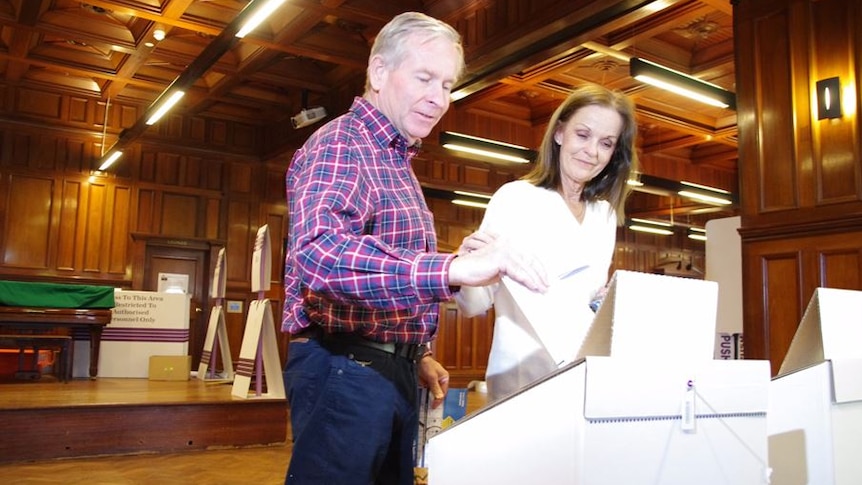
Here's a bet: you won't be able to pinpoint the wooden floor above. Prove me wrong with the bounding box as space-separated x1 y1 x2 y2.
0 376 488 484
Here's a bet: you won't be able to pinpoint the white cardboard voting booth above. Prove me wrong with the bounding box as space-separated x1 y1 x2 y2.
768 288 862 485
231 224 285 399
198 247 234 381
427 270 772 485
73 290 190 378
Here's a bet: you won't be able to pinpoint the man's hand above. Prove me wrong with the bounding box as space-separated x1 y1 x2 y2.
418 355 449 409
449 231 549 293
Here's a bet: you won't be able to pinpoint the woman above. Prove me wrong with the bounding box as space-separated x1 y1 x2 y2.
455 83 639 403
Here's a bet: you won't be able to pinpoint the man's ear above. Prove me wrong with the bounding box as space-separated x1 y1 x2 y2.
368 55 387 91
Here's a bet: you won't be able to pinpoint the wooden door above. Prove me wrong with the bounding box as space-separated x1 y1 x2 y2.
143 245 209 368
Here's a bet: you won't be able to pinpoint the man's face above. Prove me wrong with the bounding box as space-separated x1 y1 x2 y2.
371 34 461 145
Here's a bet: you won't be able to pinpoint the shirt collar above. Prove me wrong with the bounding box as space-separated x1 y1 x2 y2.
351 97 421 159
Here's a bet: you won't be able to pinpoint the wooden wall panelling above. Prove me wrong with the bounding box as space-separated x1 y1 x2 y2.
226 200 252 284
81 180 107 273
261 203 289 360
435 301 494 388
56 179 82 271
160 192 200 238
810 0 861 205
736 0 799 219
107 185 132 276
135 189 156 234
2 174 54 269
205 197 221 241
742 230 862 375
735 0 862 373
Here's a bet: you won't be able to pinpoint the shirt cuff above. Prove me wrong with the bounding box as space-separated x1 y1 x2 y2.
413 252 457 302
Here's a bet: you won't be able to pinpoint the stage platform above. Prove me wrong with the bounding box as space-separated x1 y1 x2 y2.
0 376 287 464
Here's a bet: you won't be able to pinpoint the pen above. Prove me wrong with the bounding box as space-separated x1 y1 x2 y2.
558 265 589 280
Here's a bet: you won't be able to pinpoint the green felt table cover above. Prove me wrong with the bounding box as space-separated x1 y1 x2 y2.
0 280 115 309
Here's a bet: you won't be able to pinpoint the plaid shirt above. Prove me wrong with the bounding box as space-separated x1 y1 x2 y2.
282 97 456 344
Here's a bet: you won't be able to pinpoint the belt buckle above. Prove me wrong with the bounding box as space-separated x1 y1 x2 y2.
394 343 420 361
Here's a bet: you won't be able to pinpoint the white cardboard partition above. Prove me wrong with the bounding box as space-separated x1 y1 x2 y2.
198 247 234 381
231 225 285 400
769 288 862 485
427 357 771 485
74 290 190 378
427 270 771 485
578 270 719 361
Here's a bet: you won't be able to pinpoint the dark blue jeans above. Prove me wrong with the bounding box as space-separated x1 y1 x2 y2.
284 337 418 485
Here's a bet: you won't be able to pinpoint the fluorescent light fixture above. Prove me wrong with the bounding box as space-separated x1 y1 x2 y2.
628 217 674 236
440 131 537 164
631 217 672 227
629 224 673 236
450 90 469 102
678 180 733 205
678 190 733 205
630 57 736 109
146 90 185 125
688 226 707 241
452 199 488 209
454 190 492 199
680 180 731 195
236 0 286 38
98 151 123 171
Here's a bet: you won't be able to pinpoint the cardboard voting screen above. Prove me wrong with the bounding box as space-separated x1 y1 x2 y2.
778 287 862 378
211 247 226 299
426 357 771 485
578 270 718 361
251 224 272 293
769 288 862 485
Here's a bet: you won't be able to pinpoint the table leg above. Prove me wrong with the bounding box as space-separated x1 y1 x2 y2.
88 326 103 378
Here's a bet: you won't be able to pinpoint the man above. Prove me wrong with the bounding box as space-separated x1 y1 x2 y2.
282 11 548 485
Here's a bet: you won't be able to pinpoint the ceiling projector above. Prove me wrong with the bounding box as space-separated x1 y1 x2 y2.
291 107 327 129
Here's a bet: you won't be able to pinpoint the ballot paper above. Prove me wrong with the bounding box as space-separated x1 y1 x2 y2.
501 265 595 366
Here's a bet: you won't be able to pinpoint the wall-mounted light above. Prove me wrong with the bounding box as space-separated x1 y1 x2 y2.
630 57 736 110
236 0 286 38
816 77 842 120
146 90 186 125
440 131 537 164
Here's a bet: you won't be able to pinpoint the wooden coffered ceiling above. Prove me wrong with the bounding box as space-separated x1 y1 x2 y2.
0 0 739 223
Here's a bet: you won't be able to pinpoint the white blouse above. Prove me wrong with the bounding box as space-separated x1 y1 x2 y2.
454 180 617 403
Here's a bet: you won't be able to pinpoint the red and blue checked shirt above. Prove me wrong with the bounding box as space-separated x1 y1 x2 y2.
282 97 456 344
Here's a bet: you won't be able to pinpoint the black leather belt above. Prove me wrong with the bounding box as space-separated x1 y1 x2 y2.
291 326 424 361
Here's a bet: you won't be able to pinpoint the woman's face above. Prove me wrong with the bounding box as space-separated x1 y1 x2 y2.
554 104 624 188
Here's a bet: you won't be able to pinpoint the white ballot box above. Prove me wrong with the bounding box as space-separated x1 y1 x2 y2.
427 271 772 485
769 288 862 485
